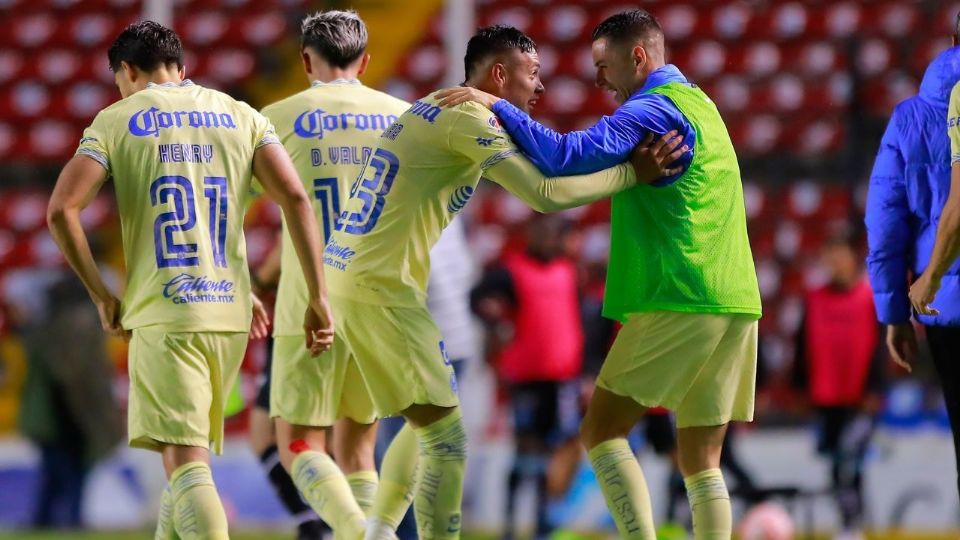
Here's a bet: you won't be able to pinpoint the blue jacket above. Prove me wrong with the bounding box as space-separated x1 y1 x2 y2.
866 46 960 327
491 64 695 184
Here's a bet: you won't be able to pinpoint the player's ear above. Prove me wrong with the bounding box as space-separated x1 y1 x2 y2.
178 65 186 80
356 53 371 77
491 63 507 88
632 45 647 72
120 61 136 84
300 48 313 77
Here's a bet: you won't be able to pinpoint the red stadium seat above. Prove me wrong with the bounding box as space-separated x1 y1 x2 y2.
855 38 896 78
807 1 861 40
66 82 113 119
29 119 78 158
13 13 58 48
0 51 25 85
711 75 750 114
37 50 83 85
179 12 229 47
652 3 697 42
204 49 256 84
686 40 726 80
710 3 751 41
545 4 589 44
0 122 16 160
68 14 116 49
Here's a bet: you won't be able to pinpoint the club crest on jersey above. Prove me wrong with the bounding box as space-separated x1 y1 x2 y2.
294 108 400 140
487 116 502 130
129 107 237 137
447 185 474 214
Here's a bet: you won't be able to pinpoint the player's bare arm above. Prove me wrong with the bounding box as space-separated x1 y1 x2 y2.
47 154 129 340
253 143 333 355
910 163 960 315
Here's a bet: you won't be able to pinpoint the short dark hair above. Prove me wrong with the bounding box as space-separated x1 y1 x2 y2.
464 25 537 81
591 9 663 45
107 21 183 73
301 10 368 68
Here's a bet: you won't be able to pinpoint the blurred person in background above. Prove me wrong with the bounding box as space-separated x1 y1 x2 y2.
251 10 409 539
16 268 122 529
471 213 583 540
793 228 884 540
46 20 333 540
866 16 960 503
375 216 478 540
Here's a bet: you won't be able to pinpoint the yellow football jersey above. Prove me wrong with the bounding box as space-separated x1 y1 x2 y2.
76 80 278 332
950 80 960 164
324 92 637 307
261 80 409 336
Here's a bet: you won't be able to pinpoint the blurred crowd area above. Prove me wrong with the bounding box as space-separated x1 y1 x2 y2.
0 0 958 533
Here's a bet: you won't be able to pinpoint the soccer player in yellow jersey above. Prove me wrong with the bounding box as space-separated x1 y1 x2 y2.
322 26 685 540
46 22 333 540
249 11 410 539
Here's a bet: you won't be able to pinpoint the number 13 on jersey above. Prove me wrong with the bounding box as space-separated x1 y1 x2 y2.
337 148 399 235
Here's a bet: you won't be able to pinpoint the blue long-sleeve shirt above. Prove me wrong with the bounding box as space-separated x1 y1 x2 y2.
490 64 695 185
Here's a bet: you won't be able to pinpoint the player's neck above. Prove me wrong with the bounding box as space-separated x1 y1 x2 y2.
311 67 360 84
145 66 183 86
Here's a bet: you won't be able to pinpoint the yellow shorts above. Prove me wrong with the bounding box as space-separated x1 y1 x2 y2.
269 335 376 427
331 295 459 418
597 311 757 428
127 328 248 454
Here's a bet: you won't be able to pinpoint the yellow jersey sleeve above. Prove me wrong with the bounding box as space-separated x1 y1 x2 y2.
76 109 112 172
950 80 960 164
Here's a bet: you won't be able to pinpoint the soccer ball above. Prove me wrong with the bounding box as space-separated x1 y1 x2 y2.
738 502 795 540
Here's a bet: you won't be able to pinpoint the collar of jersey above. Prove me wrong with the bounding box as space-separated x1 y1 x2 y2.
311 78 361 87
146 79 195 89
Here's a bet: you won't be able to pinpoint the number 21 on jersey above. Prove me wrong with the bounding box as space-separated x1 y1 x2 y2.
150 175 228 269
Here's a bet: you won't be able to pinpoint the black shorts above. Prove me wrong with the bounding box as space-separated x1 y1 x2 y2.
254 336 274 411
509 380 581 446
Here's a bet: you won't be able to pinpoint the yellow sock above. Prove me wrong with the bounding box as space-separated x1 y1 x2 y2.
684 468 731 540
154 485 177 540
412 409 467 540
346 470 380 515
370 424 419 534
587 439 656 539
168 462 228 540
291 450 366 540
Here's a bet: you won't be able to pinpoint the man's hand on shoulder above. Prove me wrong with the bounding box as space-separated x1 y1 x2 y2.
629 131 688 184
436 87 500 110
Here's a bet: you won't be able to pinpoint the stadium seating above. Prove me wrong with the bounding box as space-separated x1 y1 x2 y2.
0 0 950 409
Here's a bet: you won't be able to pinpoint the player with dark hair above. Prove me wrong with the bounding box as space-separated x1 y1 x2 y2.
323 24 686 540
47 21 333 540
246 10 411 540
438 9 761 538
